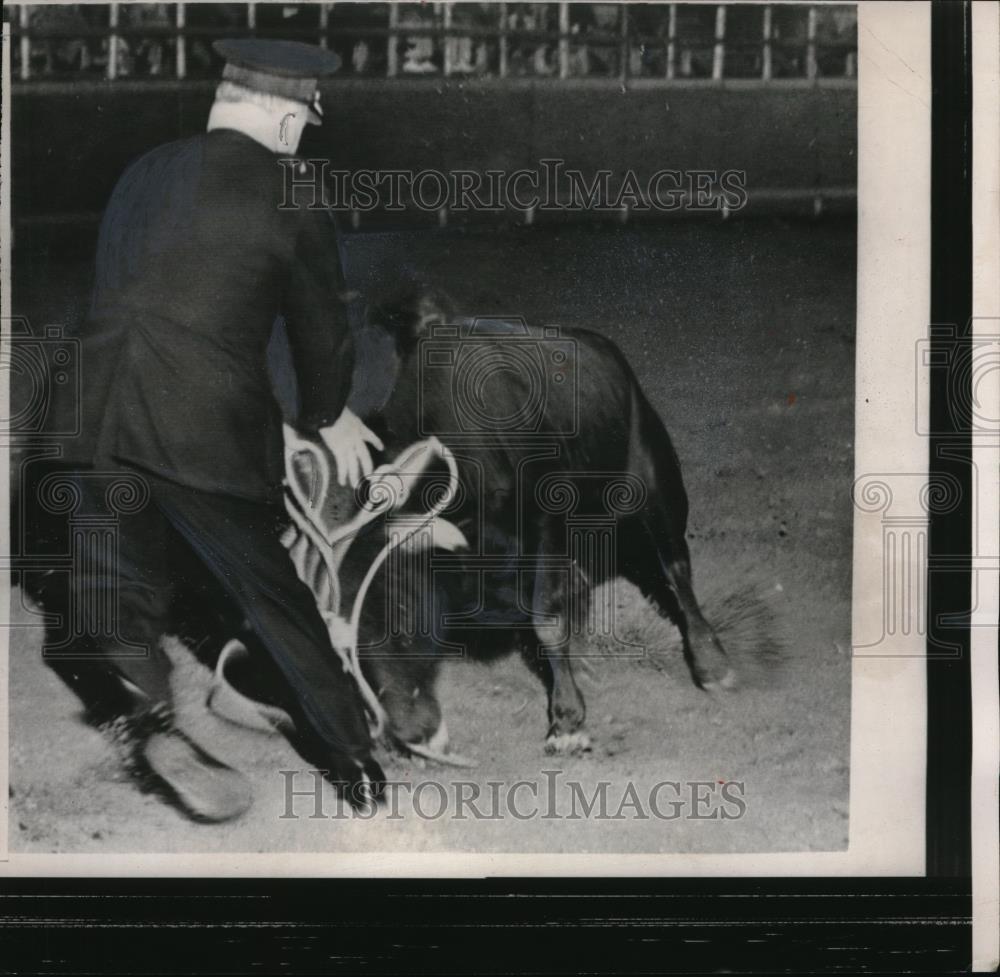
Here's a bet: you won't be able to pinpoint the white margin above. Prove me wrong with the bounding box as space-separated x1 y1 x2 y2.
970 1 1000 971
1 12 14 863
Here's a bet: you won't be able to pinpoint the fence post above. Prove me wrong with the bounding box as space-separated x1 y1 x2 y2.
319 3 330 50
443 1 452 77
176 3 186 80
387 2 398 78
247 3 256 31
19 5 30 81
107 3 120 80
498 2 508 79
619 4 629 85
558 2 569 79
806 4 818 81
666 3 677 80
762 5 773 81
712 3 726 82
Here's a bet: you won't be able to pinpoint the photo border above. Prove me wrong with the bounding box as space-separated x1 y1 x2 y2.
0 0 987 970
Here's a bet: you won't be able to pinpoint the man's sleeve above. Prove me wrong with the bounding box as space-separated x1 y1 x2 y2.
283 207 355 433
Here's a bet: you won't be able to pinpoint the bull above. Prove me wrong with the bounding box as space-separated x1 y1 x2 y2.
273 286 736 759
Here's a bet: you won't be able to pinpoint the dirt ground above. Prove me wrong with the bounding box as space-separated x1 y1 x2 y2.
8 218 855 854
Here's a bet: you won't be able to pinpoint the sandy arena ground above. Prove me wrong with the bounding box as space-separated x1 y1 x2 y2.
8 219 855 854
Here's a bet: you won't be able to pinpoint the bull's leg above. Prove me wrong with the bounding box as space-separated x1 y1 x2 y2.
662 557 735 691
529 553 590 755
620 528 734 691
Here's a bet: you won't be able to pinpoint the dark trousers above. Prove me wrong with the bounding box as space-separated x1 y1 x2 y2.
44 466 371 762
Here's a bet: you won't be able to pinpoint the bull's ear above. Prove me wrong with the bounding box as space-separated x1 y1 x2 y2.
365 280 423 344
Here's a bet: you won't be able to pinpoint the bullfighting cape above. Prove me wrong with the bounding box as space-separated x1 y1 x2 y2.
208 427 473 766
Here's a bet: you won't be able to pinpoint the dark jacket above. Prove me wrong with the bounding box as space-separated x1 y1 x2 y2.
82 128 352 502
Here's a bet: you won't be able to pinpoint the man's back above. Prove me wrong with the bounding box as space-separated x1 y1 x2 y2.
96 130 291 350
85 128 349 500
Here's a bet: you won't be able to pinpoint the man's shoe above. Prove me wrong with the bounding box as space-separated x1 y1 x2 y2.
322 754 387 811
142 728 253 823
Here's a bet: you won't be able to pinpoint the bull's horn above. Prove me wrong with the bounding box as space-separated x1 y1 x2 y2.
403 741 478 769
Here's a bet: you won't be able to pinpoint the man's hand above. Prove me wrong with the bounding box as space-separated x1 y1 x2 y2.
318 408 385 487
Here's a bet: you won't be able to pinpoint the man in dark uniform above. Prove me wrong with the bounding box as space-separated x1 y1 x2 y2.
47 39 385 822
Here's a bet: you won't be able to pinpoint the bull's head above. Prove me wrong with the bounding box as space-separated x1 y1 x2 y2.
365 279 456 359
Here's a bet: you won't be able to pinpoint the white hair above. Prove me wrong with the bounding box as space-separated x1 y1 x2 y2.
213 80 301 115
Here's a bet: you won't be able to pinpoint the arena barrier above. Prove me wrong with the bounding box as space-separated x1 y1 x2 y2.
10 3 856 85
9 2 857 241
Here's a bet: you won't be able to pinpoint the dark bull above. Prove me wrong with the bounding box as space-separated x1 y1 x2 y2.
343 287 735 757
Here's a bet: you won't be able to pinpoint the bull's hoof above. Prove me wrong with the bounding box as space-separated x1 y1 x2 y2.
700 667 738 692
545 731 593 756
